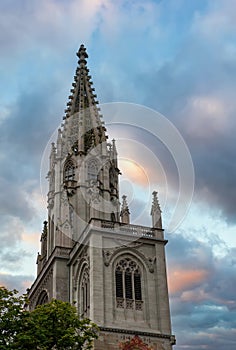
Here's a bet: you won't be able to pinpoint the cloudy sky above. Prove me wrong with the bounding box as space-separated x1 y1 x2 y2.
0 0 236 349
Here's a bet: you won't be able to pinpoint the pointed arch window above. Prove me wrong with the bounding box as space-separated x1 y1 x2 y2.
111 212 116 222
87 160 98 181
109 167 116 188
64 160 75 182
36 290 49 306
80 266 90 317
115 258 142 310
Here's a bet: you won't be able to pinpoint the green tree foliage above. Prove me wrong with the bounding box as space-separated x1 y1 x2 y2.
0 286 98 349
0 286 27 349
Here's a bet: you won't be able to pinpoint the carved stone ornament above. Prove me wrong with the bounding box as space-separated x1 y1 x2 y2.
102 247 156 273
66 187 76 197
119 335 154 350
103 249 113 266
48 198 54 209
61 189 69 205
146 256 156 273
87 182 100 203
114 240 143 249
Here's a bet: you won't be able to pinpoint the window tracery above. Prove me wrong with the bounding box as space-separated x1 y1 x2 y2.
87 160 98 181
64 160 75 181
115 258 143 310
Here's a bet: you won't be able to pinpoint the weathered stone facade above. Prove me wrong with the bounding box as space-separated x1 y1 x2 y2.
28 45 175 349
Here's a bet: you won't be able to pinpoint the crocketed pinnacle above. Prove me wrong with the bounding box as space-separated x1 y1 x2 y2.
120 195 130 224
150 190 162 229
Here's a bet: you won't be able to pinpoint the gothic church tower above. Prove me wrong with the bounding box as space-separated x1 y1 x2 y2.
28 45 175 350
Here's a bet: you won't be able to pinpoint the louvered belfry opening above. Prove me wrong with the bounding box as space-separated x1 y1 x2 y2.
134 272 142 300
115 258 142 310
115 269 123 298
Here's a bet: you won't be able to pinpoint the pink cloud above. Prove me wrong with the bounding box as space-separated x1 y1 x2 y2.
22 279 33 290
168 268 209 295
22 232 40 248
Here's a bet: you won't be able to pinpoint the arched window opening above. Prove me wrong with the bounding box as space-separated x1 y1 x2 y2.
64 160 75 182
109 167 117 193
80 267 90 317
36 290 49 306
115 258 142 310
49 215 54 254
111 212 116 222
88 160 98 181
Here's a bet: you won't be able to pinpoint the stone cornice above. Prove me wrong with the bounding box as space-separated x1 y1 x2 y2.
69 218 167 264
99 326 176 344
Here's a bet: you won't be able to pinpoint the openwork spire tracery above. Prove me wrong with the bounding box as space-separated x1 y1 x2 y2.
60 44 107 155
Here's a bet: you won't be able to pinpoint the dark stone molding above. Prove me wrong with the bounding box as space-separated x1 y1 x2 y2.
99 326 175 343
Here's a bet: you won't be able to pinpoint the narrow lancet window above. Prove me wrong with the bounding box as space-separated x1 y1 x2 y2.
115 269 123 298
80 266 90 316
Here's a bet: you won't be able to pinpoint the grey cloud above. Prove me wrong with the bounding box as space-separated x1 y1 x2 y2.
0 249 32 270
1 82 63 164
166 232 236 350
205 251 236 307
175 327 236 350
0 216 23 248
131 39 236 224
0 68 68 226
0 179 35 222
0 273 34 294
91 7 236 224
167 229 215 271
94 53 236 223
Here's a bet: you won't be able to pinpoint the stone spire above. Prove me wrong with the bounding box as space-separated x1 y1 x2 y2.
60 44 107 156
120 195 130 224
150 191 162 229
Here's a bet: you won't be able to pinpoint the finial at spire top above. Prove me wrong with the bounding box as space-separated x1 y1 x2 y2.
77 44 88 63
152 190 158 199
